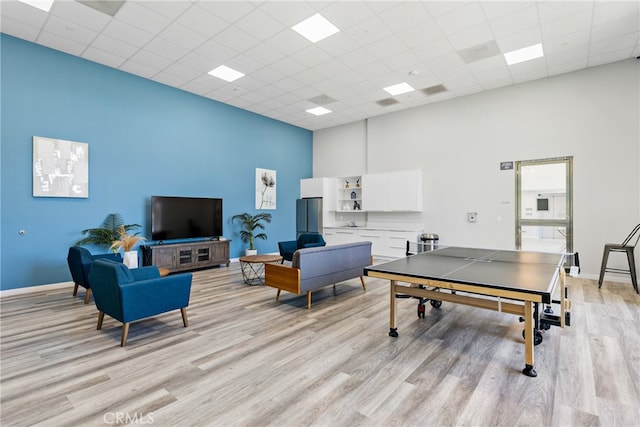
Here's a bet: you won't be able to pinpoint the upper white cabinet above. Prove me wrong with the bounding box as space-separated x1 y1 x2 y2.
300 177 325 198
362 170 422 212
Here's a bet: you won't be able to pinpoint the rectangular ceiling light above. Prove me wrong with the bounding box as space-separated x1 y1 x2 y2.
383 82 415 96
504 43 544 65
208 65 245 82
292 13 339 43
18 0 55 12
306 106 332 116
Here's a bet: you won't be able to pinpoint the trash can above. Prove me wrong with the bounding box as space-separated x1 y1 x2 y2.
419 233 439 252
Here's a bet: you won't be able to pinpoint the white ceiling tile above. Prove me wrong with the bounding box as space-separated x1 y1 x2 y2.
543 29 590 55
478 75 513 91
144 37 188 61
541 9 593 40
397 19 443 48
433 2 486 36
468 55 509 74
234 8 286 41
265 29 308 56
180 80 212 97
413 37 457 62
82 47 125 68
592 1 639 26
313 59 351 79
380 50 423 72
588 48 635 67
197 1 257 24
176 5 229 38
115 1 171 36
214 25 260 54
225 54 263 75
345 16 394 46
337 47 377 69
0 0 49 27
591 15 640 43
152 72 189 88
537 1 594 24
547 59 587 77
496 27 543 53
447 23 494 50
365 35 410 60
119 59 158 79
37 30 86 56
0 16 40 41
158 22 207 51
545 45 589 67
43 15 98 45
321 1 376 30
163 62 202 81
489 5 540 39
52 0 111 32
423 2 466 19
259 1 316 27
293 68 326 86
316 32 360 57
268 57 308 78
92 34 139 59
193 39 237 64
291 44 332 68
589 32 638 57
102 20 154 48
242 42 286 68
138 1 192 20
130 49 173 71
481 1 534 21
176 51 213 73
377 2 430 31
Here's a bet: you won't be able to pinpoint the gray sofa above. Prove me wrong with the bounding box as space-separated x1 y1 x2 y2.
264 241 373 308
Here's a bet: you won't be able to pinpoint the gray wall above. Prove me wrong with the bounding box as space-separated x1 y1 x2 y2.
313 59 640 279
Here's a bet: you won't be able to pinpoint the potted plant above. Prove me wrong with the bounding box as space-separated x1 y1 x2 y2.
110 225 146 268
76 213 141 251
231 212 272 255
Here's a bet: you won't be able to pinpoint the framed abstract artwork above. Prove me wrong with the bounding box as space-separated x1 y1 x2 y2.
255 168 276 210
33 136 89 198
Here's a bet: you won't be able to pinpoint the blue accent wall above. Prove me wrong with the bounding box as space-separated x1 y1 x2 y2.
0 34 312 290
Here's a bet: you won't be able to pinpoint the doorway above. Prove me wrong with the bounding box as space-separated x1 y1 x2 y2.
515 157 573 253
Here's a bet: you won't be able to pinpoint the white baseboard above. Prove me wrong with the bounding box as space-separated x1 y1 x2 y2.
1 281 72 299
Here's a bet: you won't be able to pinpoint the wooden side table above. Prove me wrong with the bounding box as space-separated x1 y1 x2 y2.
239 254 283 285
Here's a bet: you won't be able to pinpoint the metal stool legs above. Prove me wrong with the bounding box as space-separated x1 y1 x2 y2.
598 244 639 294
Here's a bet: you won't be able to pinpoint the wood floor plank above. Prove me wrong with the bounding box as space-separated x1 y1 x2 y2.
1 268 638 426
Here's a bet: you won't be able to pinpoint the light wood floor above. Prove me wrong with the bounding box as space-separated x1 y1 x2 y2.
1 263 639 427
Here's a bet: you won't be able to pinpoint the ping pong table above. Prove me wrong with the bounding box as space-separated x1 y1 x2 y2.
364 246 570 377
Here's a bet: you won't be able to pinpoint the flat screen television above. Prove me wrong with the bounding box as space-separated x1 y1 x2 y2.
151 196 223 241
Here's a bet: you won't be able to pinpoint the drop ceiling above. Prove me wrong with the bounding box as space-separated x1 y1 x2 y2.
1 1 638 131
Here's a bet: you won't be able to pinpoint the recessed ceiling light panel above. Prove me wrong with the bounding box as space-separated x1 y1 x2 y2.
504 43 544 65
383 82 415 96
292 14 340 43
306 106 332 116
18 0 54 12
208 65 245 82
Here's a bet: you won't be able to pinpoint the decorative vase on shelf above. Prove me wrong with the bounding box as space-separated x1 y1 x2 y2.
123 251 138 269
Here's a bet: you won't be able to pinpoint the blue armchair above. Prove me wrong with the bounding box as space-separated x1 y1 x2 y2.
278 233 327 262
67 246 123 304
88 259 192 346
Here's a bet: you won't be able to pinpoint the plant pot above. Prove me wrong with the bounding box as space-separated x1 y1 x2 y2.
245 249 258 256
123 251 138 269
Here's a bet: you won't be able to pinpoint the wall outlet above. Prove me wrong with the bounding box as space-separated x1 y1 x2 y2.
467 212 477 222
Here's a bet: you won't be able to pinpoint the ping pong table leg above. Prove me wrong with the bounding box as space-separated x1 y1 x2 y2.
389 280 398 337
522 301 537 377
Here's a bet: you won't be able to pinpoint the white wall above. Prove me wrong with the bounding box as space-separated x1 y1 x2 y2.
313 59 640 279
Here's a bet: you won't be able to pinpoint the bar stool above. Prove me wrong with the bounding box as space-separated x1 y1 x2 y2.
598 224 640 294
